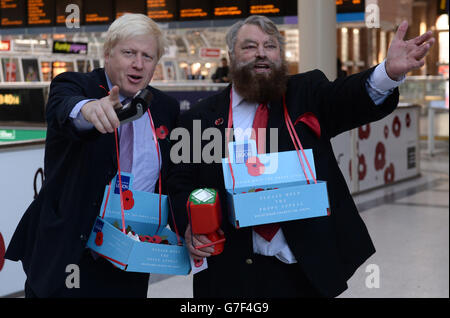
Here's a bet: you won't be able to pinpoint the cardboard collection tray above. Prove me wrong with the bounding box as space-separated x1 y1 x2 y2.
222 141 330 228
87 173 191 275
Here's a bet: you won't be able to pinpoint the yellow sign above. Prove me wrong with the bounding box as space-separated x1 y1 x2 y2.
0 94 20 106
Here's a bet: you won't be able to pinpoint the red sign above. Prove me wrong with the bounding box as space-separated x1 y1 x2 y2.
0 40 11 51
5 62 17 82
199 47 221 58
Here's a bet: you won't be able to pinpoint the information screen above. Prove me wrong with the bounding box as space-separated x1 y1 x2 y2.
336 0 365 13
55 0 82 25
0 0 26 27
179 0 211 20
27 0 55 26
0 88 46 123
147 0 177 21
249 0 283 16
84 0 113 24
212 0 246 19
115 0 146 18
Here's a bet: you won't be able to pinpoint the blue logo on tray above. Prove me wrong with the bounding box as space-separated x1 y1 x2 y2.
114 175 130 194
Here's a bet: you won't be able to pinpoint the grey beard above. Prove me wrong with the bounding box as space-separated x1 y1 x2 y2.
229 58 289 104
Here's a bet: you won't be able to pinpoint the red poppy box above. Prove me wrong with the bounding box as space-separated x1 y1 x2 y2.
221 140 330 228
86 173 191 275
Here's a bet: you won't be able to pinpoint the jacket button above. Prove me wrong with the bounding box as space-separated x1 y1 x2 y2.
245 258 253 265
80 234 87 241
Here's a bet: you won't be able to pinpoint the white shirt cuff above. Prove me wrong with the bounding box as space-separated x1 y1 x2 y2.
370 60 406 92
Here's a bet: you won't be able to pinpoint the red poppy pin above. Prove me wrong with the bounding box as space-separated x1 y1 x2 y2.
246 157 265 177
156 125 169 140
95 231 104 246
215 118 224 126
122 190 135 210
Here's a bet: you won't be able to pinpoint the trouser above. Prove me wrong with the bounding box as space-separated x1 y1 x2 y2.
194 253 323 298
25 249 149 298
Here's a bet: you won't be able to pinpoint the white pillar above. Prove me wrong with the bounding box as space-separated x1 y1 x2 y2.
298 0 337 80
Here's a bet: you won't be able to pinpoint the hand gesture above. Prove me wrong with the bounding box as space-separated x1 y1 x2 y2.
385 21 435 81
81 85 122 133
184 224 224 261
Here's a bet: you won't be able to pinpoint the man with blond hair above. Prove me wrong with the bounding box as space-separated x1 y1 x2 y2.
6 13 179 298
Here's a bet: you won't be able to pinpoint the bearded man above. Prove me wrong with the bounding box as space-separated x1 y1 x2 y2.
167 15 434 298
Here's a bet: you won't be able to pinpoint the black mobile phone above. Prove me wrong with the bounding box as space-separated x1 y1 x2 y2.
115 87 153 124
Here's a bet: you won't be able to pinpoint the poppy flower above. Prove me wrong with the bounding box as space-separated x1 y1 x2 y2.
0 232 5 271
215 118 224 126
122 190 135 210
194 259 204 268
149 235 162 244
245 157 265 177
374 142 386 171
349 154 367 181
358 154 367 180
392 116 401 137
384 125 389 139
95 231 103 246
139 235 153 242
358 124 371 140
384 163 395 184
405 113 411 128
156 125 169 140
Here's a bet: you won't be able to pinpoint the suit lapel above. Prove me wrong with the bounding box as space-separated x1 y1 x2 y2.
205 85 232 157
267 98 286 153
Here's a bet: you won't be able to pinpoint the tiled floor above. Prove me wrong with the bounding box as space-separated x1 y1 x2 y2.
148 141 449 298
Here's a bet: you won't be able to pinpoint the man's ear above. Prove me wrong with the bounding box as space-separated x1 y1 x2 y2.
228 51 234 65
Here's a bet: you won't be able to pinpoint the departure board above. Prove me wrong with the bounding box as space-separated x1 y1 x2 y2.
249 0 283 16
55 0 82 25
115 0 146 18
179 0 211 20
213 0 246 19
284 0 297 16
27 0 54 26
1 0 26 27
147 0 176 21
84 0 113 24
336 0 365 13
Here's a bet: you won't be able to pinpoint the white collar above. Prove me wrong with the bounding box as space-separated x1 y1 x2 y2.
231 85 271 109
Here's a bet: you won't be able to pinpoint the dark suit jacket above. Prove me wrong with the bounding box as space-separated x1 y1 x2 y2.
5 68 179 297
167 67 399 297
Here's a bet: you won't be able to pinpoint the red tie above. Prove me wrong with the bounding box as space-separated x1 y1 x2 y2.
251 103 280 242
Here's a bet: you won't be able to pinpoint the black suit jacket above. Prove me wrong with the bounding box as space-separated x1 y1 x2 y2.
167 67 399 297
5 68 179 297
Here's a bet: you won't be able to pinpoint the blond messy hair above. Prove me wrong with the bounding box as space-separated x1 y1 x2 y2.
103 13 166 60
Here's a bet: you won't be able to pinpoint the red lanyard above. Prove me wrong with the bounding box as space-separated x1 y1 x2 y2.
97 84 182 245
282 95 317 184
225 90 317 192
101 110 162 235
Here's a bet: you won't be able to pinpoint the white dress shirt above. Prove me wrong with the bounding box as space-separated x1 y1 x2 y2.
232 60 404 264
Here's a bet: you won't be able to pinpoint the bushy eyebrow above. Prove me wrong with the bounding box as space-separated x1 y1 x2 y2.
240 38 278 46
